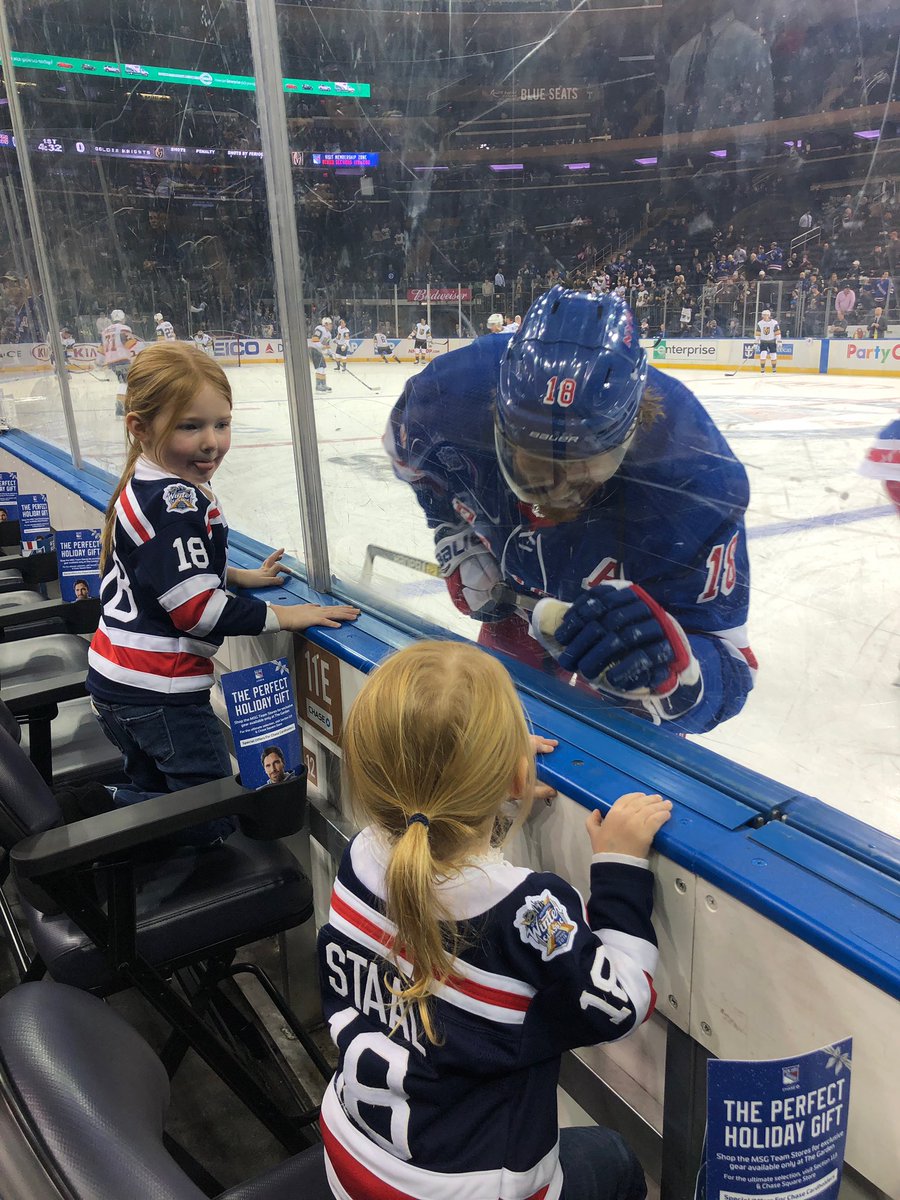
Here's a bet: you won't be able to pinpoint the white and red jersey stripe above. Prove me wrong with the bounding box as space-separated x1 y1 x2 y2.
87 456 269 706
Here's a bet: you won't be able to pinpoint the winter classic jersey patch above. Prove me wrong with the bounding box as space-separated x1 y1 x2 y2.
514 891 577 961
162 483 199 514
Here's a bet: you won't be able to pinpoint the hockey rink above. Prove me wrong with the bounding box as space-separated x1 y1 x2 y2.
3 359 899 837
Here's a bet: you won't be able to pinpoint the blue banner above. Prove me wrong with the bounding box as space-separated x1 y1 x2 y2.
56 528 102 601
707 1038 852 1200
18 493 52 556
221 657 303 791
0 471 18 520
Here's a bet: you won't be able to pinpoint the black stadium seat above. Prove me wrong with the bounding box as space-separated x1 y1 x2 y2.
0 981 332 1200
0 721 331 1152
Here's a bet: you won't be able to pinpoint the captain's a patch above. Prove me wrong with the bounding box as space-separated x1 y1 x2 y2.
163 483 199 513
513 891 577 961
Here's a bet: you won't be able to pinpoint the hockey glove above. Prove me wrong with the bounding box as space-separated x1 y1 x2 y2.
531 581 704 721
434 525 511 621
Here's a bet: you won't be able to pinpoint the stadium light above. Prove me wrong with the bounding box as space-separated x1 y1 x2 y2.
489 163 524 171
709 149 727 158
853 129 880 139
634 156 657 166
565 162 591 170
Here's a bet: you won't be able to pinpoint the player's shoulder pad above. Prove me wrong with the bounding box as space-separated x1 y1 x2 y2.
397 336 503 450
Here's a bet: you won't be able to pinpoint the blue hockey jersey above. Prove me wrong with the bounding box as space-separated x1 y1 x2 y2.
317 827 658 1200
385 335 756 732
87 456 269 706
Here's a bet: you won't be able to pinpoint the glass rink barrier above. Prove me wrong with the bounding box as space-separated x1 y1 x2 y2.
0 1 897 1197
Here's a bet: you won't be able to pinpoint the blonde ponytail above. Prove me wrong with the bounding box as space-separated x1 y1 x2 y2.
343 641 534 1042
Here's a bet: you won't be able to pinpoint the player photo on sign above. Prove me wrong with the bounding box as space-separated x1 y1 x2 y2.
385 287 756 734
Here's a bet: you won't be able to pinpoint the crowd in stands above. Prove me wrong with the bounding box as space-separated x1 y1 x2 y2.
3 166 898 345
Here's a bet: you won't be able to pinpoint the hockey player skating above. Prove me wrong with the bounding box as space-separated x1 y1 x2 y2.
309 315 334 392
99 309 140 416
192 329 212 355
58 328 77 365
333 318 351 371
373 328 397 363
154 313 176 341
410 315 431 365
755 309 780 373
385 287 756 733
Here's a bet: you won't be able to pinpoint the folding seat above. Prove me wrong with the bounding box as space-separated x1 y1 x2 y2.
0 590 121 784
0 980 333 1199
0 720 330 1152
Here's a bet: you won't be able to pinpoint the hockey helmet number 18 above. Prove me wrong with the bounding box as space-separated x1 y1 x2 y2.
495 286 648 512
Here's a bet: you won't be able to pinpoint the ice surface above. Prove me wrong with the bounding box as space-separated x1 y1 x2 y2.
3 360 897 836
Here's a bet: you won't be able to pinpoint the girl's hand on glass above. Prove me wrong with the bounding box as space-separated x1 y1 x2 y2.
243 547 288 590
585 792 672 859
272 602 361 631
531 733 558 805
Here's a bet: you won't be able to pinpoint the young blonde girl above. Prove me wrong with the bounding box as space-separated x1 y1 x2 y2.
317 640 671 1200
86 342 358 839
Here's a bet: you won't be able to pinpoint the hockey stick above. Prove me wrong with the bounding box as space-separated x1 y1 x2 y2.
724 350 756 378
363 544 440 582
343 366 382 393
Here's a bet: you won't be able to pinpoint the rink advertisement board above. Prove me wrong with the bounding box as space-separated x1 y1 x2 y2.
0 471 18 519
826 339 900 375
706 1039 852 1200
221 658 303 791
211 336 285 363
56 528 102 601
644 337 821 373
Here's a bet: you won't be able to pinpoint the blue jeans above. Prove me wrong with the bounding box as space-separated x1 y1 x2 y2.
559 1126 647 1200
91 699 236 846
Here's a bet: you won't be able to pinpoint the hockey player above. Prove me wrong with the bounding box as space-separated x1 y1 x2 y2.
755 309 780 373
373 328 395 363
58 327 77 365
385 287 756 734
192 329 213 355
410 314 431 365
333 317 351 371
154 313 176 341
309 315 333 392
99 309 140 416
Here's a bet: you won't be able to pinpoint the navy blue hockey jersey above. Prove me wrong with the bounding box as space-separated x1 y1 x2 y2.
317 828 658 1200
385 335 756 731
87 457 269 705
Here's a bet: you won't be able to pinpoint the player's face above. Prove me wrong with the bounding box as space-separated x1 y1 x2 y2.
74 581 89 600
263 753 286 783
147 384 233 487
497 427 636 521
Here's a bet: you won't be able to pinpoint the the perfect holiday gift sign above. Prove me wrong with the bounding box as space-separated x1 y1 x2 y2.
18 493 51 555
56 528 102 601
0 471 18 519
706 1038 851 1200
221 657 303 791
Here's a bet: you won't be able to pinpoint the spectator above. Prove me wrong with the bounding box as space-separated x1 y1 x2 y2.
869 307 888 339
834 281 856 320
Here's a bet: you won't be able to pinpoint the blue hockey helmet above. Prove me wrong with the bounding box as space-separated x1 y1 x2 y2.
495 287 648 513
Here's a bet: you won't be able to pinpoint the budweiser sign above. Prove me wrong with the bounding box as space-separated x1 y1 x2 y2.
406 287 472 302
